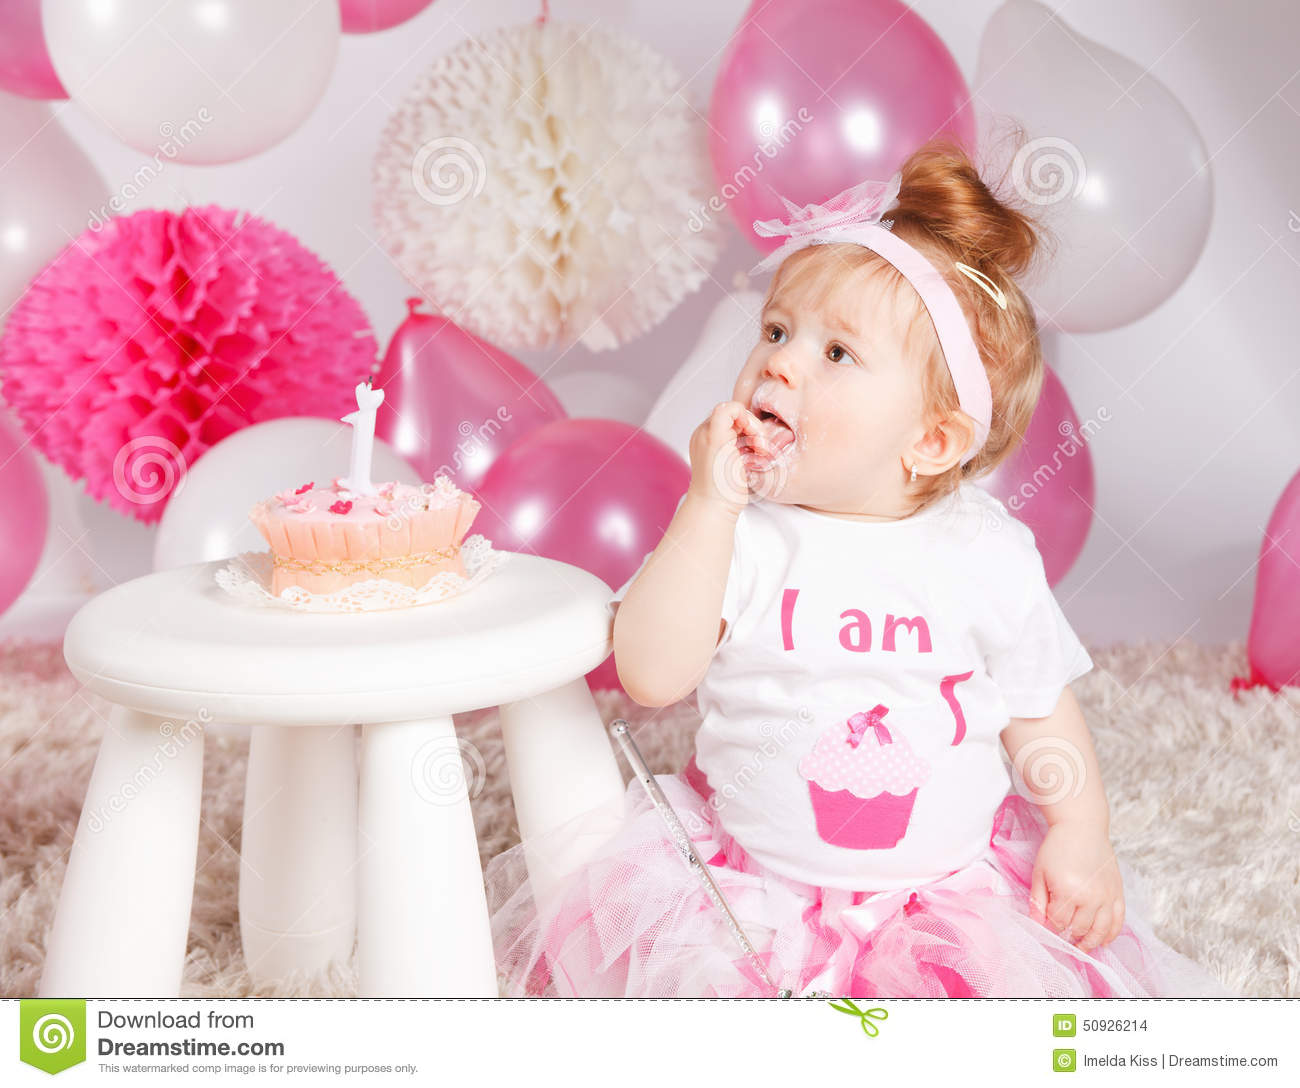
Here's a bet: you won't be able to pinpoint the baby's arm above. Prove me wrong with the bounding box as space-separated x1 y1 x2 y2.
1001 686 1125 950
612 401 765 707
1000 685 1108 828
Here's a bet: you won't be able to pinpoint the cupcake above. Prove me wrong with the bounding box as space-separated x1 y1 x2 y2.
797 704 932 850
248 474 480 596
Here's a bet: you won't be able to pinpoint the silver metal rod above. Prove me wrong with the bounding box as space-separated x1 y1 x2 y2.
608 718 790 998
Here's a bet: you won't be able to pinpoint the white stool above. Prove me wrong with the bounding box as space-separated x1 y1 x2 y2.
38 552 625 997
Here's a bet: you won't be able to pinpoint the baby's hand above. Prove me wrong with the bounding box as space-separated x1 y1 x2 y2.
687 400 767 518
1029 821 1126 952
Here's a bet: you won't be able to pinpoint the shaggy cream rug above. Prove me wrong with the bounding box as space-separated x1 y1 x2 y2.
0 636 1294 998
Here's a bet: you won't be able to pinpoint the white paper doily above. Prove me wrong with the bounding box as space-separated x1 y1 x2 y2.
214 534 510 613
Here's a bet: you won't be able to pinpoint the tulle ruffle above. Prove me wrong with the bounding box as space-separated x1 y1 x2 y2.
484 757 1236 998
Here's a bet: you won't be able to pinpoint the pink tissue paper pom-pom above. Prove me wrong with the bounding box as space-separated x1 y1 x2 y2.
0 205 379 523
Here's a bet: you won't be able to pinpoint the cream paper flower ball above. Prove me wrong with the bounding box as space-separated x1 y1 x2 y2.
372 20 724 353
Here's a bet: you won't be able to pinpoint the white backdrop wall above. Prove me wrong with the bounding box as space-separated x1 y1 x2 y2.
4 0 1298 650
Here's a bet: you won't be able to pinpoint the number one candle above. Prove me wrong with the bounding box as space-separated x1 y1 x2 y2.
340 379 385 495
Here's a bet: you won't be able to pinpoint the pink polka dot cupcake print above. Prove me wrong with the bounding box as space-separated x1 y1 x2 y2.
797 704 932 850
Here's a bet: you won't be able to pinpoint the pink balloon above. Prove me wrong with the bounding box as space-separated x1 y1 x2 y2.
1232 468 1300 694
374 298 566 492
0 0 68 99
709 0 975 252
0 412 49 614
339 0 435 33
470 419 691 693
980 366 1094 587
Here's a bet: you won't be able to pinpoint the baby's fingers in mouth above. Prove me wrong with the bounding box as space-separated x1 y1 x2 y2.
733 407 764 436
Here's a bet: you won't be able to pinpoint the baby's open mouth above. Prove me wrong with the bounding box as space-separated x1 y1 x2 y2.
750 406 797 456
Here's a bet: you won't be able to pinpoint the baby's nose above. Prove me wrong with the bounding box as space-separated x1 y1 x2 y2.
763 348 798 386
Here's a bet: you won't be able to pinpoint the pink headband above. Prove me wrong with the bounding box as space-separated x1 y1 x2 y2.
749 173 996 467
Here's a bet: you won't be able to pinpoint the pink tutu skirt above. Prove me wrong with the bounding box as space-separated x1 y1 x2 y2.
484 756 1236 998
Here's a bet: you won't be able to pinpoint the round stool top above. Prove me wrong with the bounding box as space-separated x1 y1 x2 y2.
63 553 614 725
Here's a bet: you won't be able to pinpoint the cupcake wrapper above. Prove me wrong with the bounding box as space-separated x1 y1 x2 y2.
252 492 478 595
807 782 918 850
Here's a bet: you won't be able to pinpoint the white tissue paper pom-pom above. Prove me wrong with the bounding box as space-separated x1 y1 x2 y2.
371 19 724 353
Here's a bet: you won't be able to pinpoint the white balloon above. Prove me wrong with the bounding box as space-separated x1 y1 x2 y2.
642 290 763 462
42 0 340 164
549 369 653 426
0 90 107 316
153 418 418 571
977 0 1213 333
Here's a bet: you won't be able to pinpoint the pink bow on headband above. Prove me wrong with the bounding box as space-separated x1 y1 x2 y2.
846 703 893 748
753 172 902 245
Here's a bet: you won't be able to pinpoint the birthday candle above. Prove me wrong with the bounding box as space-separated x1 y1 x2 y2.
340 379 385 495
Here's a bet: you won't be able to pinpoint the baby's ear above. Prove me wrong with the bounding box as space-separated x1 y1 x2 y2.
915 411 975 473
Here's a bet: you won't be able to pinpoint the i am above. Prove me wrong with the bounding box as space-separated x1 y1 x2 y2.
780 587 932 653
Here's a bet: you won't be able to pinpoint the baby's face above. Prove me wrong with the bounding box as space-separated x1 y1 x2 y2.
731 268 926 511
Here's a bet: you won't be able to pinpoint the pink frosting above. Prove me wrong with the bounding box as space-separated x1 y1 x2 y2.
253 475 465 522
798 709 931 797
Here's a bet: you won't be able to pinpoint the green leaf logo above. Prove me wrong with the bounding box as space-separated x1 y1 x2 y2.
19 1000 86 1075
827 998 889 1037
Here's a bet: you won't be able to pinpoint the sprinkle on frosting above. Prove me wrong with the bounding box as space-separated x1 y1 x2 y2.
259 477 471 521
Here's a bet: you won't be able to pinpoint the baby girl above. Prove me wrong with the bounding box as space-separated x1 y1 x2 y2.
484 139 1233 999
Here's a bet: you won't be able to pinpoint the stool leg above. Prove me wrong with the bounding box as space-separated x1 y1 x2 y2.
357 715 496 996
40 704 205 997
497 676 626 912
239 723 357 988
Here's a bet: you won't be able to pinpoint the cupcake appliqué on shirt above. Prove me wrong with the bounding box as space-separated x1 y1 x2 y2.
797 704 932 850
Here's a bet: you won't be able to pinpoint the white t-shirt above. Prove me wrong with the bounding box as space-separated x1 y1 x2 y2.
609 482 1094 891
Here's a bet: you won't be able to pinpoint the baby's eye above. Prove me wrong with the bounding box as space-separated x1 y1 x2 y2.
762 322 786 344
827 342 855 365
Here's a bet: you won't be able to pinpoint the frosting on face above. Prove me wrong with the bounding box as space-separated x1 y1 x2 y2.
257 475 464 521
